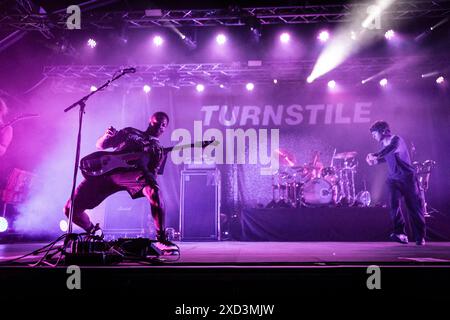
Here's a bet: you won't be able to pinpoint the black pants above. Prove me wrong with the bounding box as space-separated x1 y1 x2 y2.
387 175 426 241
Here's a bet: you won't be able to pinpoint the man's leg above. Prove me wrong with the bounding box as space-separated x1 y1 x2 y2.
142 185 166 241
402 176 426 242
63 178 117 232
387 179 407 236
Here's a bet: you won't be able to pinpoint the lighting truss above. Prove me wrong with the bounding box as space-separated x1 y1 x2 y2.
42 55 450 92
1 1 450 31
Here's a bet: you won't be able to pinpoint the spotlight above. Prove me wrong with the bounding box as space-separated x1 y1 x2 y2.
361 79 367 84
385 29 395 40
246 82 255 91
153 35 163 46
318 31 330 42
327 80 336 89
196 84 205 92
143 84 151 93
87 38 97 48
0 217 8 232
90 85 97 92
379 78 388 86
306 76 314 83
350 31 357 41
216 34 227 45
436 76 445 84
219 84 225 89
59 220 68 232
280 32 290 43
273 79 278 84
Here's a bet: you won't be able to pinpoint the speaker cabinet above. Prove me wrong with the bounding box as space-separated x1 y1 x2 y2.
104 192 151 237
180 169 220 241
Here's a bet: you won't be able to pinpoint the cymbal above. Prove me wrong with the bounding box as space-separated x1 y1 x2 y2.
334 151 357 160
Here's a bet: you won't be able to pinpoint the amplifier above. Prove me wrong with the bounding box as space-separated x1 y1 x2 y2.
180 169 220 241
103 192 151 238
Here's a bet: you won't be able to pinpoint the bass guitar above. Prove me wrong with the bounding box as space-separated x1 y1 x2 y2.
79 138 217 178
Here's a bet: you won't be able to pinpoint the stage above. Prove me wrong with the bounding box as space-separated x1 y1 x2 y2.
2 241 450 266
1 241 450 311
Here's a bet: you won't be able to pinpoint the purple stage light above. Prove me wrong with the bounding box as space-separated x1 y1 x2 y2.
306 76 314 83
0 217 8 232
327 80 336 89
143 84 151 93
379 78 388 86
87 38 97 48
216 34 227 45
90 85 97 92
219 84 225 89
436 76 444 84
59 220 68 232
153 35 163 46
318 31 330 42
273 79 278 84
196 84 205 92
246 82 255 91
280 32 290 43
384 29 395 40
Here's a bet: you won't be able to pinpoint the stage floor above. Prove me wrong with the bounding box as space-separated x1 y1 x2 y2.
2 241 450 266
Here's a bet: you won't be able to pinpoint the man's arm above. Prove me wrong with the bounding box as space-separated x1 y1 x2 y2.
373 135 400 160
0 126 13 156
96 126 124 150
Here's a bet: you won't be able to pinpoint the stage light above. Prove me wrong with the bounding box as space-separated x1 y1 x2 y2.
318 31 330 42
246 82 255 91
216 34 227 45
436 76 445 84
280 32 290 43
0 217 8 232
90 85 97 92
196 84 205 92
327 80 336 89
361 79 367 84
143 84 151 93
350 31 357 40
87 38 97 48
59 220 68 232
153 35 163 46
273 79 278 84
379 78 388 86
385 29 395 40
219 84 225 89
306 76 314 83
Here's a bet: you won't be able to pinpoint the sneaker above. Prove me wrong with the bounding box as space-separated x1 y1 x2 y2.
416 238 426 246
390 233 409 244
152 240 179 255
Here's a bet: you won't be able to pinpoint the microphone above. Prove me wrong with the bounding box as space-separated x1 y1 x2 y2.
122 67 136 74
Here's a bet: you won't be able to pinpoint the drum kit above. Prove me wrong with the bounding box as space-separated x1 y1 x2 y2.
268 149 370 208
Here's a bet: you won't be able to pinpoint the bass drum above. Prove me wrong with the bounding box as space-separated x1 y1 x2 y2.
302 178 335 206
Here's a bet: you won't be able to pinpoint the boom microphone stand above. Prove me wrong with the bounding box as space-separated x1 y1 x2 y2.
63 67 136 237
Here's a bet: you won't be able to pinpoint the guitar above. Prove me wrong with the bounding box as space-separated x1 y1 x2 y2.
79 138 217 178
0 113 39 131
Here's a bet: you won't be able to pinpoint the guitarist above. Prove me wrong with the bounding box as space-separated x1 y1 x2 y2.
63 111 177 252
0 98 13 157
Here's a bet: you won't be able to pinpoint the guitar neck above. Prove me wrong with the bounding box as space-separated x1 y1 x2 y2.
164 142 202 153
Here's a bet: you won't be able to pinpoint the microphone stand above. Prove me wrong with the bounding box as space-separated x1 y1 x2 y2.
63 69 130 240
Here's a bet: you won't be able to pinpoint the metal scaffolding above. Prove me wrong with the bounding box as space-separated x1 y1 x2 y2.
1 1 450 31
42 55 450 92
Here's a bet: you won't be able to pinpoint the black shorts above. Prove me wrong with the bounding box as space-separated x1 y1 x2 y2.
71 170 159 210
